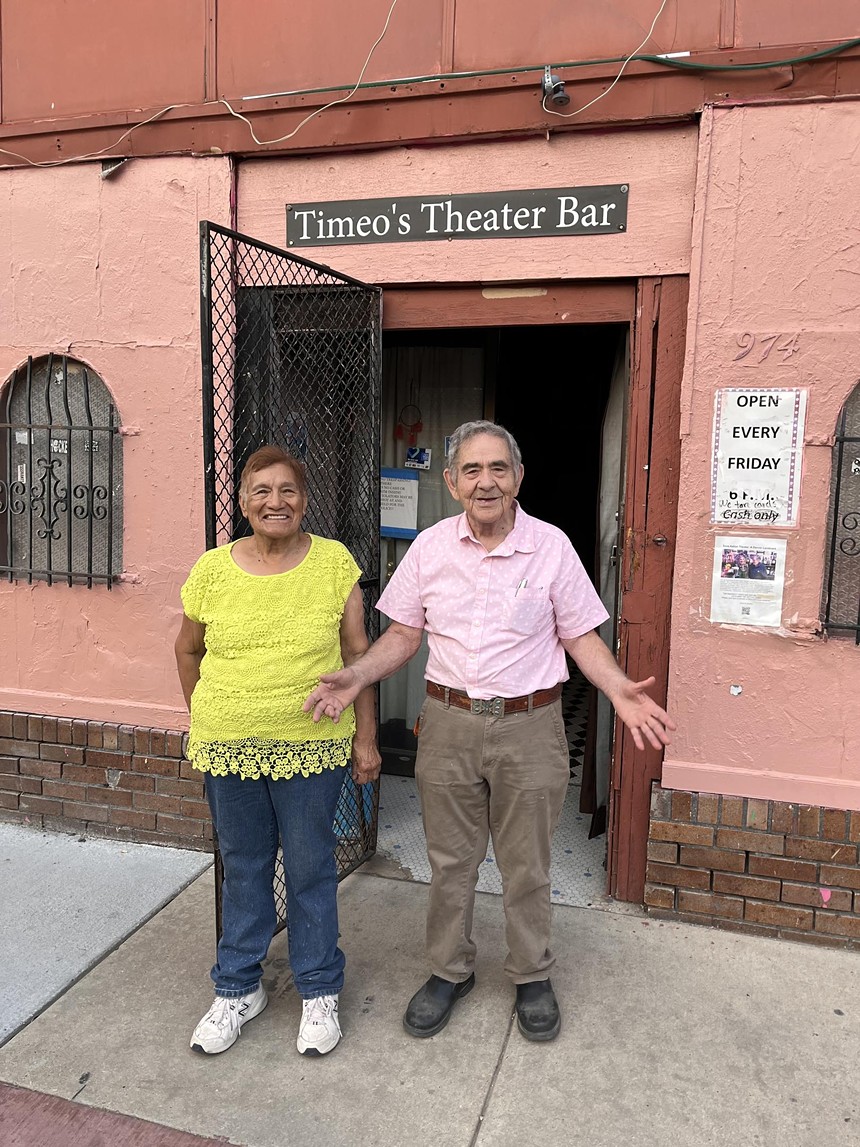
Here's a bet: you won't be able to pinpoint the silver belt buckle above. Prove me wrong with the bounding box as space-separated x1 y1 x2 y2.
471 697 504 716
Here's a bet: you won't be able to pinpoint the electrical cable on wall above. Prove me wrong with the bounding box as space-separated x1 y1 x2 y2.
0 0 858 170
0 103 186 168
542 0 669 119
217 0 400 146
0 0 400 168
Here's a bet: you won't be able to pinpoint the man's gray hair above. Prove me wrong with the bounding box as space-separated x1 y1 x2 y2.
446 420 522 477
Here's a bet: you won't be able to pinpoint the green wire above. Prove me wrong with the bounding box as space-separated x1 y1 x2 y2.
248 36 860 101
629 36 860 72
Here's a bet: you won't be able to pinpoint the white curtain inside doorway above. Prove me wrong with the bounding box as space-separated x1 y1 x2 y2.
593 335 628 813
379 344 485 735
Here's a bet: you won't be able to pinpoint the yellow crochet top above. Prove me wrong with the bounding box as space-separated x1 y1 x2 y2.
180 536 360 781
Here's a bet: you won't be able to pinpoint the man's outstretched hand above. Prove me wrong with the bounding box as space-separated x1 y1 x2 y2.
303 668 363 724
612 675 676 751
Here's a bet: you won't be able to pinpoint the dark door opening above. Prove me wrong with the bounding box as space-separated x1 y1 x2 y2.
378 322 627 838
494 324 623 586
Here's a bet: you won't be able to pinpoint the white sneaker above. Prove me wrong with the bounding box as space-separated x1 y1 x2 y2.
190 984 268 1055
296 994 342 1056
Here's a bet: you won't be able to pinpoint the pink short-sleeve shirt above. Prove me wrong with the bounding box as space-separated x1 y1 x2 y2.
376 505 609 699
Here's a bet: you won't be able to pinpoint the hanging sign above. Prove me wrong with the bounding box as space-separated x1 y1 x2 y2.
711 389 807 527
381 467 419 539
286 185 628 247
710 536 787 627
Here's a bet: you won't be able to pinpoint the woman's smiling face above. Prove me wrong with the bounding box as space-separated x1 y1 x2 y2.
239 462 307 541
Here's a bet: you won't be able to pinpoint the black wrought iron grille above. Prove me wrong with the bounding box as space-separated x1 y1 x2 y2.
823 386 860 642
0 355 122 587
200 222 382 937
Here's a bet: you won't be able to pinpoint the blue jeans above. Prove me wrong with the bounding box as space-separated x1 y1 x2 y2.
204 766 347 1000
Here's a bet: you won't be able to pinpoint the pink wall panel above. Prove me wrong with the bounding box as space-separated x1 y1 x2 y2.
1 0 206 121
664 102 860 810
238 126 697 284
452 0 721 72
0 157 232 728
216 0 446 101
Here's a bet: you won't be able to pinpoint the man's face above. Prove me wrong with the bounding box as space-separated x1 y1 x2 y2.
444 433 523 532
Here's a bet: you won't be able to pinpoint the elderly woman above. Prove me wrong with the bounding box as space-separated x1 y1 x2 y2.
175 444 380 1058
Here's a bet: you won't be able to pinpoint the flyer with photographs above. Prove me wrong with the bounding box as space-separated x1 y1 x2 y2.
710 536 787 627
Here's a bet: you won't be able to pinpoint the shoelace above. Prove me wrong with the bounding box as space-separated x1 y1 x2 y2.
204 996 241 1033
303 996 336 1026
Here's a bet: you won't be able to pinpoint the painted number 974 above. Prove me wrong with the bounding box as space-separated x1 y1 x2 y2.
733 333 800 363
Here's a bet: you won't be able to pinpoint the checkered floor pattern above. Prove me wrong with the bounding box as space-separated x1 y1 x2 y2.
373 668 612 909
563 667 590 774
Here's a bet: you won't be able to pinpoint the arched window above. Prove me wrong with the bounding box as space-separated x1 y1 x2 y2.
0 355 122 587
822 382 860 641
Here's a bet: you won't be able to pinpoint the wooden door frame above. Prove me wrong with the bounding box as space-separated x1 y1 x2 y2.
380 276 687 904
382 282 635 329
609 275 688 902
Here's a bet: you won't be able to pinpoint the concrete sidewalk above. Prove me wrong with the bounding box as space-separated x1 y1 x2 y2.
1 825 860 1146
0 821 212 1046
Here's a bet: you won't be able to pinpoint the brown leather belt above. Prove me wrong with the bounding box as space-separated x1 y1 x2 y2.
426 681 562 717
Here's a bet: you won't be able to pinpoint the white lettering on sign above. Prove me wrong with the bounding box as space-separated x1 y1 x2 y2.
286 186 627 247
557 197 617 228
711 389 807 527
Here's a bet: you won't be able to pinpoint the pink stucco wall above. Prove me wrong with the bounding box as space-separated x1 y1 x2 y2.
664 101 860 809
237 127 698 281
7 109 856 820
0 129 696 731
0 157 232 728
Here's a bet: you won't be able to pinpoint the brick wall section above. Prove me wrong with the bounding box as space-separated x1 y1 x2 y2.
0 710 212 851
646 784 860 950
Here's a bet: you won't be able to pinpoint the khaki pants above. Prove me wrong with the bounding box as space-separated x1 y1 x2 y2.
414 693 570 984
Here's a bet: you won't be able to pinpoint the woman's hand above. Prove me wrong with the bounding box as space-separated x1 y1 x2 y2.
351 735 382 785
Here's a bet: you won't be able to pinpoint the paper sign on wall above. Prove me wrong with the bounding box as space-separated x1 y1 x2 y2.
710 536 787 627
381 467 419 539
711 389 806 527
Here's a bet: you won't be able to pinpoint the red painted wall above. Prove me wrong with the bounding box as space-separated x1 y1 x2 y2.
2 1 857 126
0 0 206 121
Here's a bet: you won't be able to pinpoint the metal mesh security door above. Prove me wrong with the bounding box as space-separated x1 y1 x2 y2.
200 222 382 937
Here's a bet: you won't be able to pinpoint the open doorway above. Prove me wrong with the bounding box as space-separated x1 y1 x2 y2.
375 321 628 906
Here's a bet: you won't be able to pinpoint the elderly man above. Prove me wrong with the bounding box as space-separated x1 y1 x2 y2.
305 420 674 1042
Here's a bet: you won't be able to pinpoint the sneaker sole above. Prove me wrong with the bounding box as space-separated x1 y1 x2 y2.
297 1033 341 1056
190 988 269 1055
403 976 475 1039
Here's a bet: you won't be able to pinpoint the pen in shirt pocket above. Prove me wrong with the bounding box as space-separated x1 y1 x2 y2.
515 578 528 596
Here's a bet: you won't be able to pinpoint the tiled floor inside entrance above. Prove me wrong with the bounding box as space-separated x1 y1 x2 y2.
374 670 614 909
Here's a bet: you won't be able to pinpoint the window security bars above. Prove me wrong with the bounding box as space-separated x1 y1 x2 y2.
823 386 860 642
0 355 122 587
200 222 383 935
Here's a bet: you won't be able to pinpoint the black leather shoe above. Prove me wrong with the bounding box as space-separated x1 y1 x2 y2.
515 978 561 1042
403 973 475 1038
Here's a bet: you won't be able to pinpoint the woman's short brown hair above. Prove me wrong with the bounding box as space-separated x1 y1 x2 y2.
239 445 307 500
